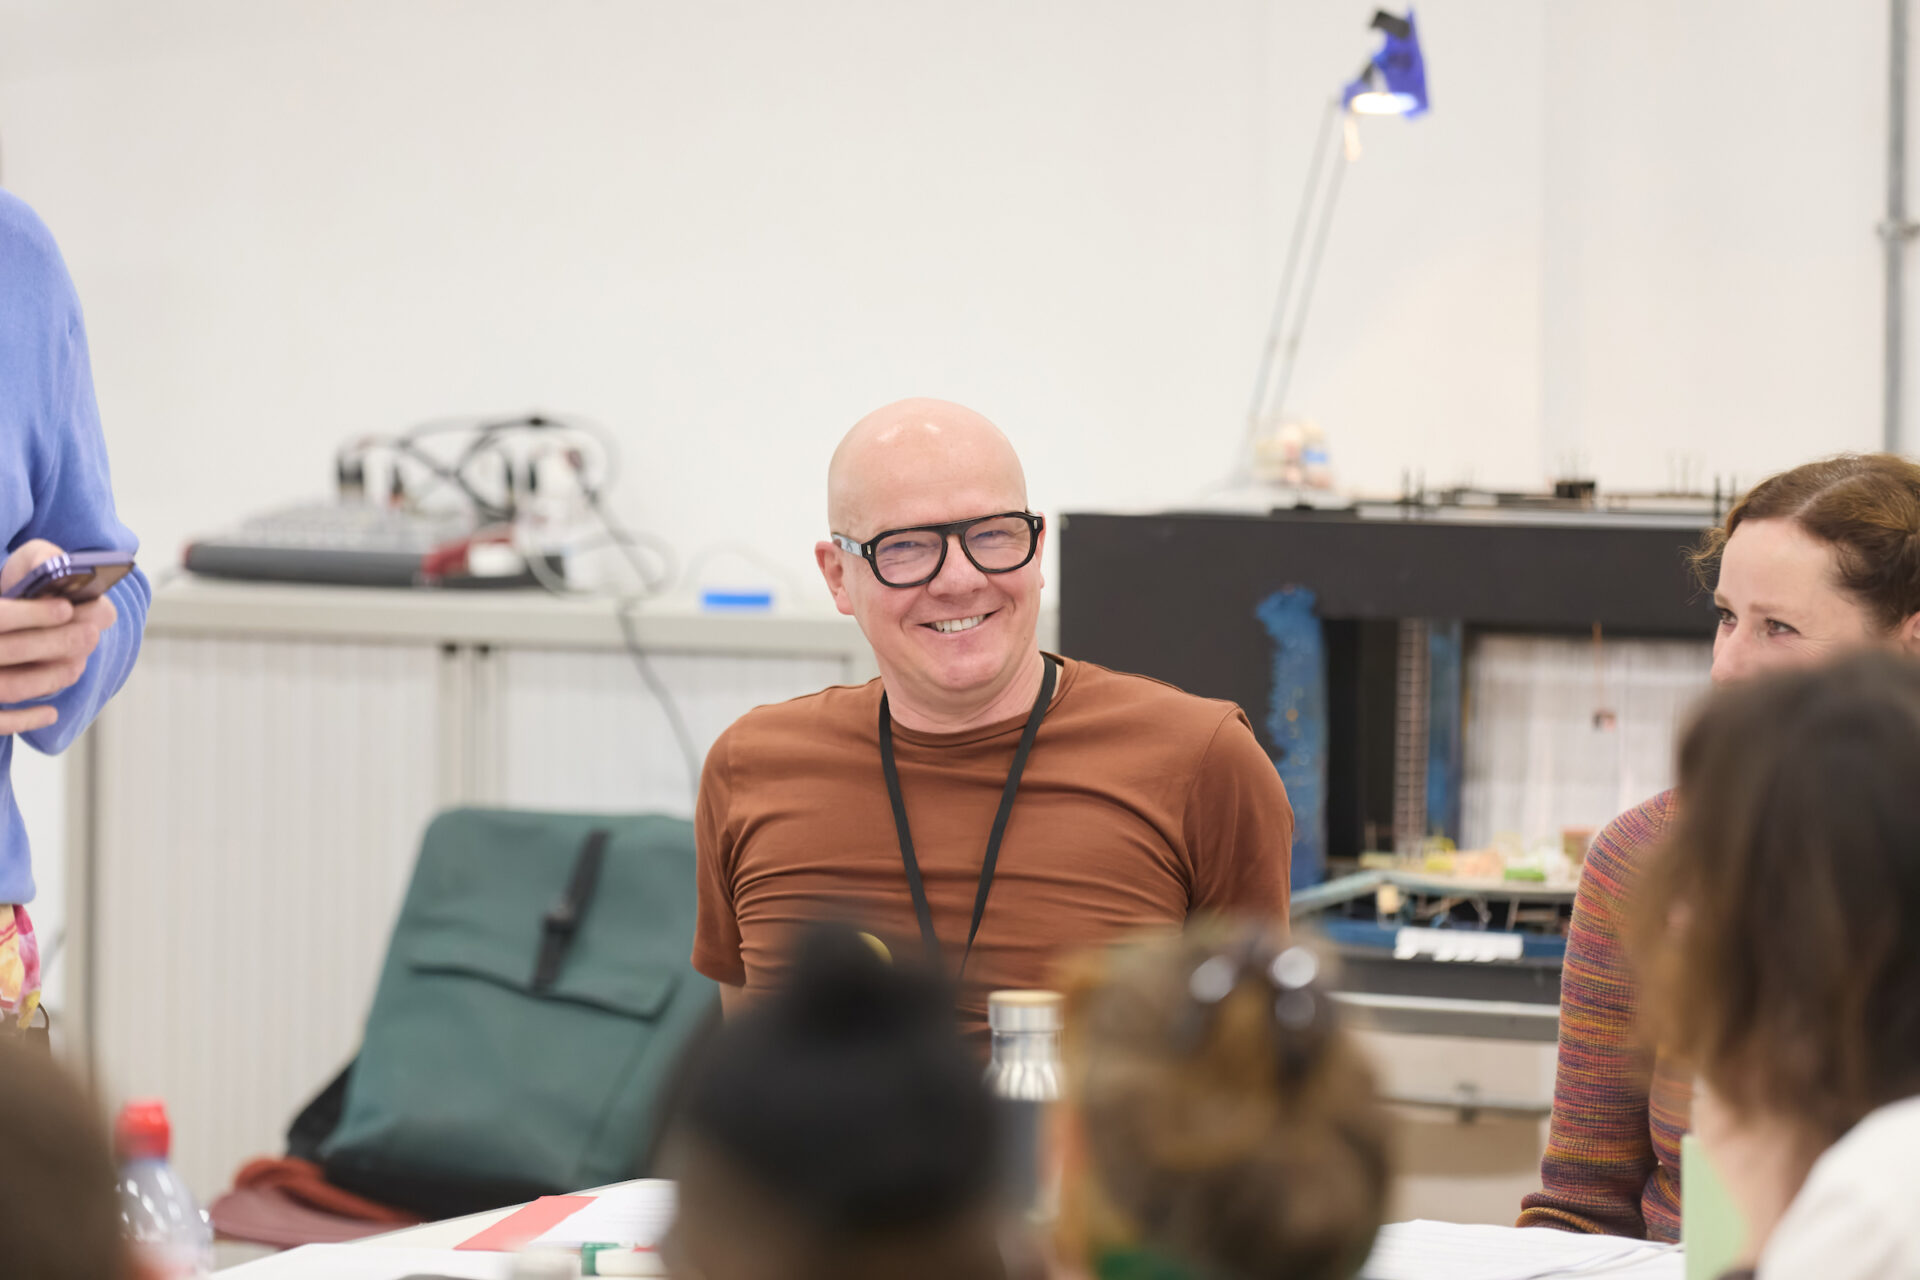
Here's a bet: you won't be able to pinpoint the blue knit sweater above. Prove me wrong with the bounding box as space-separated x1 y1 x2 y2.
0 191 150 902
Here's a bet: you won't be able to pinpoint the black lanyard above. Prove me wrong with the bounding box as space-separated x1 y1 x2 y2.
878 654 1058 980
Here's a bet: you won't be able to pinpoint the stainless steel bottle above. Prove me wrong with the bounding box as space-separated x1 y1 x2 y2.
983 989 1064 1222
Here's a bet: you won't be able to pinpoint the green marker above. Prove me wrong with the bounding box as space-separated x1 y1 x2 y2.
580 1242 653 1276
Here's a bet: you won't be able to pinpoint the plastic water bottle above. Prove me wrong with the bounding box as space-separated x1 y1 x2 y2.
982 989 1064 1223
115 1099 213 1278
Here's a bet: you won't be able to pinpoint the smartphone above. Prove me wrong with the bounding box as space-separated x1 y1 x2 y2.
2 549 137 601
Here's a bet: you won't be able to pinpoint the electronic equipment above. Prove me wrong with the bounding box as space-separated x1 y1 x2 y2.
183 503 557 589
180 410 697 794
3 549 137 601
183 415 634 590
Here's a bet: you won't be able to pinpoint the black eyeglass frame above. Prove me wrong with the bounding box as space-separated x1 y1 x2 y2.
829 510 1045 588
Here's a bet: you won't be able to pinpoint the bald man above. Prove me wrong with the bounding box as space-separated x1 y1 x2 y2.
693 399 1292 1038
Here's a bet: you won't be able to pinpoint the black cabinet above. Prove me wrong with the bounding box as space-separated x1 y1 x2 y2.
1059 507 1717 868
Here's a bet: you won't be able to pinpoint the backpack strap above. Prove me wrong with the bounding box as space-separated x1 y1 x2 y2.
286 1059 354 1161
531 829 610 991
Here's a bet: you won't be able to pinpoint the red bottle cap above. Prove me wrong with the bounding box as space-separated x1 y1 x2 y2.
115 1099 171 1161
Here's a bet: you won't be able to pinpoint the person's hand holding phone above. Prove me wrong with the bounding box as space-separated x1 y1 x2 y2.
0 540 118 734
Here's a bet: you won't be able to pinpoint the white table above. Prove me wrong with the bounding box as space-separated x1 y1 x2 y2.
312 1190 1686 1280
215 1180 654 1274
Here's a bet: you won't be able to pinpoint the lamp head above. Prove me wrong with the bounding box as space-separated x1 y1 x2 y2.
1341 9 1429 118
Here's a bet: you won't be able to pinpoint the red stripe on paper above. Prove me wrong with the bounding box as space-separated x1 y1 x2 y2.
456 1194 596 1252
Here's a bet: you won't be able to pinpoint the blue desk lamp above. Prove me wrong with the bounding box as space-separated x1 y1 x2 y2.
1243 9 1429 476
1344 10 1430 117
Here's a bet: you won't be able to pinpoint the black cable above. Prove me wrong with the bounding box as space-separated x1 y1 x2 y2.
511 412 621 496
398 436 511 519
418 411 618 498
615 600 703 806
583 488 676 598
344 433 505 518
521 506 700 809
583 487 700 804
528 436 698 806
345 413 613 521
338 411 699 806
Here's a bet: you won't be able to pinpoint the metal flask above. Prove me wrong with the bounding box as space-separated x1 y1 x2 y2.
982 989 1065 1223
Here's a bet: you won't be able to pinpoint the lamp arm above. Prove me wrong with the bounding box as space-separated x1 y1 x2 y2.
1265 116 1354 437
1246 96 1345 440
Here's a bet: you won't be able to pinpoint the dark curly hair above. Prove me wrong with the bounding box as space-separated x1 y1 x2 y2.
663 927 1000 1280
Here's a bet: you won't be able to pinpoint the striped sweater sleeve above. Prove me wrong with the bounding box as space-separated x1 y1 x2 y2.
1518 790 1680 1239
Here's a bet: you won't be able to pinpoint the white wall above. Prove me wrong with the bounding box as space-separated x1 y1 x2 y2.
1257 1 1549 492
3 0 1895 571
3 1 1894 572
0 0 1288 588
1540 1 1889 491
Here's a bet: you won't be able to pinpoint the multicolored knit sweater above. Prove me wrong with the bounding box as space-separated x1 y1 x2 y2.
1518 790 1691 1242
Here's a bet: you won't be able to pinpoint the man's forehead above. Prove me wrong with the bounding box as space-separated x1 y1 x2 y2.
851 486 1029 537
828 404 1027 532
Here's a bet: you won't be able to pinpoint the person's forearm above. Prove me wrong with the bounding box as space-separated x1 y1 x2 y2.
17 568 150 755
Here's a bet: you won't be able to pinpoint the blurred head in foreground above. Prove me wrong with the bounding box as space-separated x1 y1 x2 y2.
1636 651 1920 1263
1058 924 1390 1280
0 1037 143 1280
661 928 1002 1280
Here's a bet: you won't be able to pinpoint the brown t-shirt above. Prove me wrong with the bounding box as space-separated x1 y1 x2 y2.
692 655 1293 1036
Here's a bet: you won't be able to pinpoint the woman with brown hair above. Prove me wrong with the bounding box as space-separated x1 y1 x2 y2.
1634 651 1920 1275
1518 453 1920 1240
1054 924 1390 1280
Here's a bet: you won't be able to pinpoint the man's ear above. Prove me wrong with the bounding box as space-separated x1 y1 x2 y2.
815 541 856 617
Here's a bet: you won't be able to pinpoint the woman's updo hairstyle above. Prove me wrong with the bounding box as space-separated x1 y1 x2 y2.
1692 453 1920 631
1060 924 1389 1280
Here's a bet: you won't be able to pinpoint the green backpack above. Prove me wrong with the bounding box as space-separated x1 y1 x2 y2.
307 808 717 1218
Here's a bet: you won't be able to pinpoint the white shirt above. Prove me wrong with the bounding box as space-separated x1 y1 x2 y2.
1758 1094 1920 1279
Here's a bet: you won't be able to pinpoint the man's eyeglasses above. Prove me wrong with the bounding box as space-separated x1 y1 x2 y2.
830 511 1043 588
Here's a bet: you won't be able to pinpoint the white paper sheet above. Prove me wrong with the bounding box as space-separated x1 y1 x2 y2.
216 1244 513 1278
1360 1220 1683 1280
527 1178 678 1250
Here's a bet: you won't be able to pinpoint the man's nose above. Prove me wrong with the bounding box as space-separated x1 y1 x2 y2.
926 534 988 593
